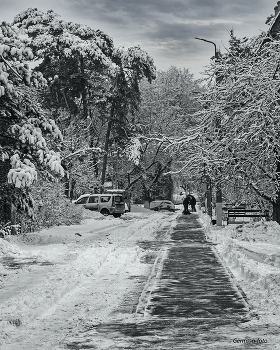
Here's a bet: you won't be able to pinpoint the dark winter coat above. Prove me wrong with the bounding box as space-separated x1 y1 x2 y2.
183 195 196 213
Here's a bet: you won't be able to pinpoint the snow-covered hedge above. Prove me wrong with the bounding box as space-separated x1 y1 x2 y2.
15 180 83 233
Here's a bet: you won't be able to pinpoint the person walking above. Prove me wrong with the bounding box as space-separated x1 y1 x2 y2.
189 194 197 212
183 195 191 214
183 194 196 214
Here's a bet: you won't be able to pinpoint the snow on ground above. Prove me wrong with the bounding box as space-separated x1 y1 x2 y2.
0 206 178 349
2 204 280 347
198 210 280 328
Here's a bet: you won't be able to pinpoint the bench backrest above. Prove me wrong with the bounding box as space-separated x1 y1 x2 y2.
227 208 269 217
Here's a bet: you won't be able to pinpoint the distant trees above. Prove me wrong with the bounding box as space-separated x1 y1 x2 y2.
124 66 202 202
210 35 280 222
174 31 280 222
9 9 205 209
13 8 156 199
98 45 156 186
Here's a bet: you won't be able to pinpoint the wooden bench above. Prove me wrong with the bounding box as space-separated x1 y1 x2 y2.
226 208 269 225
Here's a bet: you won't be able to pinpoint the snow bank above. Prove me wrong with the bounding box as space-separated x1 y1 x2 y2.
232 220 280 244
0 237 23 256
198 210 280 325
0 235 41 275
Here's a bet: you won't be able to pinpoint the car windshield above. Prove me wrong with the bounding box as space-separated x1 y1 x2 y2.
76 196 88 204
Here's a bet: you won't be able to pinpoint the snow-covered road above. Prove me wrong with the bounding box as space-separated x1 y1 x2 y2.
2 207 280 349
0 209 177 349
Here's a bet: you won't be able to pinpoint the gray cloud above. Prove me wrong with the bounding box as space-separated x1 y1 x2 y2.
60 0 272 46
0 0 277 76
64 0 270 25
146 21 230 41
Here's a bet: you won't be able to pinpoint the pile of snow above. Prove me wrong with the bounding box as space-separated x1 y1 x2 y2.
199 211 280 326
232 220 280 244
80 208 112 220
0 237 35 275
0 238 23 256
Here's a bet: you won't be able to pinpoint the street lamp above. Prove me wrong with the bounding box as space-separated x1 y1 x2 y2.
202 163 212 218
195 37 217 58
195 37 223 226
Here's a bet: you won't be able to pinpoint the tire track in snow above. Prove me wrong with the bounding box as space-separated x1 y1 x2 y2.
0 212 177 349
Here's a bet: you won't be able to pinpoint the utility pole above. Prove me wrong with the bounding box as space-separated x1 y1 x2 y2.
195 37 223 225
202 164 212 218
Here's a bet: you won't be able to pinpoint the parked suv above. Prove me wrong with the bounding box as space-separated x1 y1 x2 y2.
98 194 125 217
72 194 91 205
73 193 125 217
104 189 131 212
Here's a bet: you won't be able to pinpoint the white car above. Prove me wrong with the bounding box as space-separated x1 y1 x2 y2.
72 194 90 205
72 194 100 210
72 193 125 217
149 200 175 212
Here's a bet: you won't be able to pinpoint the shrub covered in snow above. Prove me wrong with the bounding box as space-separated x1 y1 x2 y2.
15 179 83 233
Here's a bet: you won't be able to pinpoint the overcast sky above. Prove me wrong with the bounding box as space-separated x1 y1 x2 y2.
0 0 277 78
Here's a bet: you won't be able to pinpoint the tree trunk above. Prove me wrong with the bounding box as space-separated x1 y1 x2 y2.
80 55 88 121
273 160 280 223
144 200 150 209
273 190 280 223
88 109 99 178
101 119 112 185
143 185 152 208
69 178 76 200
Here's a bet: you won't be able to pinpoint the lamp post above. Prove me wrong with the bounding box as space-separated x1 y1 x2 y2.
195 37 217 58
195 37 223 225
202 163 212 218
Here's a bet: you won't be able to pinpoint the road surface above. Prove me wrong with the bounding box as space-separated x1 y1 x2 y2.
0 209 272 349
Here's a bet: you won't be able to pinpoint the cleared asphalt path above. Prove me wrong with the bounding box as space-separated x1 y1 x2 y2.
146 213 247 319
90 214 252 349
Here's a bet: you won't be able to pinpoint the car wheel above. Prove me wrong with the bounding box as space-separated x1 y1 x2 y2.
113 213 121 218
100 208 110 216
